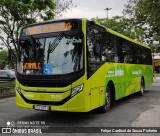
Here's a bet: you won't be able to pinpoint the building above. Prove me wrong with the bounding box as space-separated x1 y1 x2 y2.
154 53 160 73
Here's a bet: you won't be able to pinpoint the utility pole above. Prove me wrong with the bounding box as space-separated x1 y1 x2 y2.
104 7 112 21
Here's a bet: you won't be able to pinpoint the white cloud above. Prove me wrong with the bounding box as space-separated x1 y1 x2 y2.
61 0 128 19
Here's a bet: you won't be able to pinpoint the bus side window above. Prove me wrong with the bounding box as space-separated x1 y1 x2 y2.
93 40 101 57
87 24 103 76
117 38 124 63
101 32 115 62
117 38 137 64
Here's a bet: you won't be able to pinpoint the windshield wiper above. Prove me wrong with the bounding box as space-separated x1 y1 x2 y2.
47 33 64 63
48 33 64 53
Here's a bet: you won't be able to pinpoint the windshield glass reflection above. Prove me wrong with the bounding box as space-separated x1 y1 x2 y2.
17 33 83 75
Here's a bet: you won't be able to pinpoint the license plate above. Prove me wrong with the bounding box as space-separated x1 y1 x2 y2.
35 105 48 111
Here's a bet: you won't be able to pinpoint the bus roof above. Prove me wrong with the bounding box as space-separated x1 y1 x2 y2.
106 27 150 49
22 18 85 28
21 18 150 49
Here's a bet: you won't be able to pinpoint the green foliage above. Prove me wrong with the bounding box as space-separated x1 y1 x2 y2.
136 0 160 35
1 0 55 22
0 50 15 69
151 43 160 53
0 0 75 60
0 0 56 58
0 50 8 69
93 16 136 39
123 0 160 46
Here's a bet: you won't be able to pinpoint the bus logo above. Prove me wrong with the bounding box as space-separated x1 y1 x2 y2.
2 128 11 133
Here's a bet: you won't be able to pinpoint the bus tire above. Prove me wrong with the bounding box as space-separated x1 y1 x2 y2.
99 86 111 113
138 79 144 96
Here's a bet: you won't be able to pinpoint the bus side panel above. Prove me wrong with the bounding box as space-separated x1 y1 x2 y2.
124 64 142 96
144 65 153 88
88 62 153 111
103 63 126 100
88 63 122 110
68 75 90 112
87 64 106 110
90 88 100 110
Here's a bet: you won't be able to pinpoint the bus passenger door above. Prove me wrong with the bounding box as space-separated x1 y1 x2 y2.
87 35 102 109
86 22 105 110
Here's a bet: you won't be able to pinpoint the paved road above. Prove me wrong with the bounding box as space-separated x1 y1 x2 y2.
0 78 160 136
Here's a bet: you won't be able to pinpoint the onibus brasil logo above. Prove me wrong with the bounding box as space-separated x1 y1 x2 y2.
2 121 15 133
2 121 42 134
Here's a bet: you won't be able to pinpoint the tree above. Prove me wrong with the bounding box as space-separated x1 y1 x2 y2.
0 0 75 60
93 16 136 39
0 0 56 59
123 0 160 45
54 0 76 18
0 50 15 69
151 43 160 53
0 50 7 69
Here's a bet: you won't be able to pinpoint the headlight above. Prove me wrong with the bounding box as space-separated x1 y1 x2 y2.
71 84 84 97
15 85 21 94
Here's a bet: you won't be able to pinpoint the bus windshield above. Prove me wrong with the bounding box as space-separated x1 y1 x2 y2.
17 32 83 75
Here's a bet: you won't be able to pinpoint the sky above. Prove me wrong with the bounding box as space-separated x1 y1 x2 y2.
0 0 128 48
62 0 128 19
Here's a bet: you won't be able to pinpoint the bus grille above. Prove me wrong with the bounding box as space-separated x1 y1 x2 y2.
20 81 70 88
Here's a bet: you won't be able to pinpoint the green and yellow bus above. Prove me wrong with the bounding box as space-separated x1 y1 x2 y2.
16 18 153 112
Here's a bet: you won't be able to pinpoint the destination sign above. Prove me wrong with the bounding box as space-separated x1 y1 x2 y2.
21 63 41 70
24 21 78 35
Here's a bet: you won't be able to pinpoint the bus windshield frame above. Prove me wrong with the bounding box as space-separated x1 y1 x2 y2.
17 20 84 76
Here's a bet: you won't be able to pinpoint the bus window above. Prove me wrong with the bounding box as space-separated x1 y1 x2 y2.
87 24 103 76
117 38 137 64
101 32 115 62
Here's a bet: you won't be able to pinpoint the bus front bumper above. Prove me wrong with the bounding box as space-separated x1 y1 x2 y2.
16 89 89 112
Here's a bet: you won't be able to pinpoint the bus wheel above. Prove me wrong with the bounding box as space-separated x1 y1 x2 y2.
138 79 144 96
99 87 111 113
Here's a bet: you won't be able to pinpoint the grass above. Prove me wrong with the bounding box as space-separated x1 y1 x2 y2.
0 80 15 87
0 80 15 97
